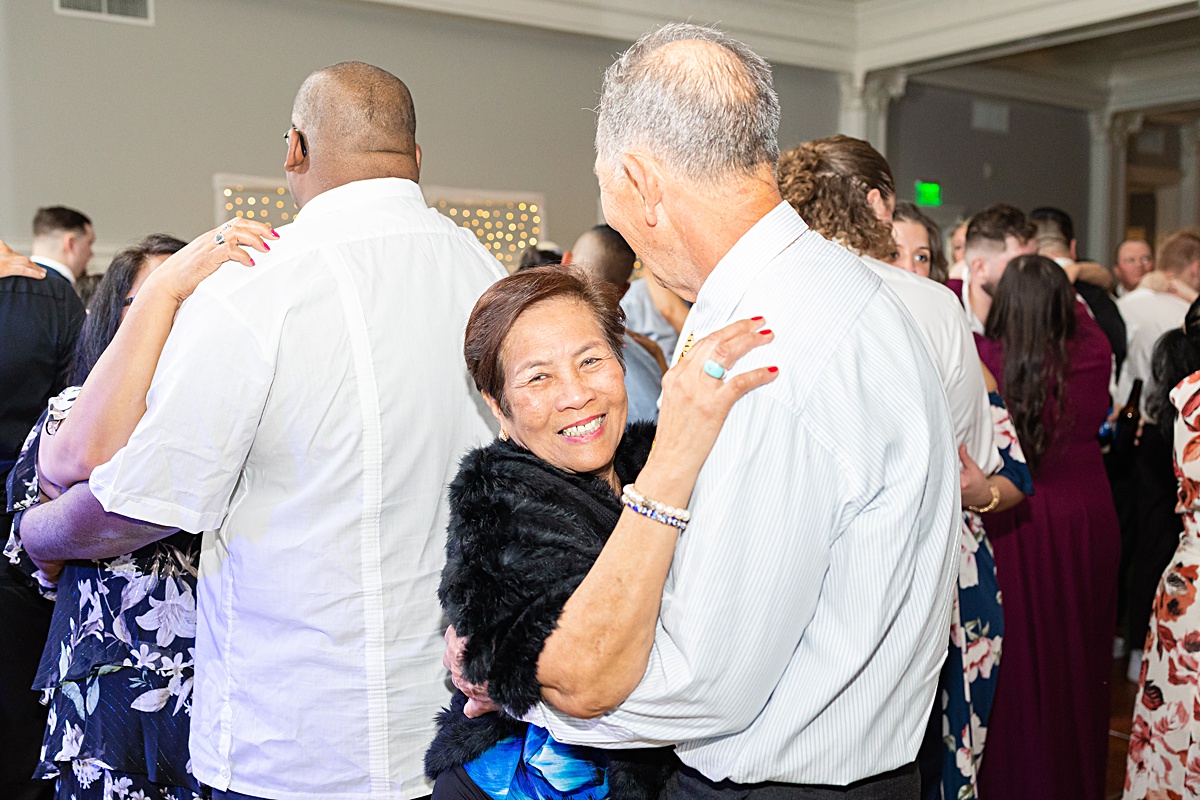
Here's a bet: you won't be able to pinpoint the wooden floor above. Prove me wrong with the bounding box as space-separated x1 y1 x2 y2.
1107 654 1139 800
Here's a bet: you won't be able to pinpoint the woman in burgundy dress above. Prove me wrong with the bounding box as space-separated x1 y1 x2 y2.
975 255 1121 799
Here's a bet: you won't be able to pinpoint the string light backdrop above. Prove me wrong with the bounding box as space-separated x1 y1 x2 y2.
424 187 547 273
213 174 296 227
214 178 547 273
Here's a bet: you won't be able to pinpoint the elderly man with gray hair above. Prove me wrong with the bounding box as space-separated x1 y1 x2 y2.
449 22 959 800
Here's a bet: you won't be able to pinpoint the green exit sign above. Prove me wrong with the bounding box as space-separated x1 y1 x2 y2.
914 181 942 207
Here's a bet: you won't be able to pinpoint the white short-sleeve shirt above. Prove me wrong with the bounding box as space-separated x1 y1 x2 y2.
90 178 504 800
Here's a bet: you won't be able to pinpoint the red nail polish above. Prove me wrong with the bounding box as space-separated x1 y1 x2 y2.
759 329 772 335
272 230 280 238
249 258 256 266
751 316 764 321
768 366 779 373
263 243 270 251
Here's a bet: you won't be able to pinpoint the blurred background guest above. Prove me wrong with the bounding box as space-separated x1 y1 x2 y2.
0 226 83 800
1119 229 1200 683
948 217 970 279
29 207 94 291
8 224 272 800
1115 239 1155 297
890 201 949 283
564 224 666 422
1123 296 1200 800
518 242 564 270
975 254 1121 800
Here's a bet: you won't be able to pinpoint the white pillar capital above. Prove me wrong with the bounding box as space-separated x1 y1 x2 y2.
838 69 907 156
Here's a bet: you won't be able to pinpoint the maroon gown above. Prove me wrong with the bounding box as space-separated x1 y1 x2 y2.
975 298 1121 799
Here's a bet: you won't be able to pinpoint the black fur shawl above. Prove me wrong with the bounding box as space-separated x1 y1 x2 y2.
425 421 675 797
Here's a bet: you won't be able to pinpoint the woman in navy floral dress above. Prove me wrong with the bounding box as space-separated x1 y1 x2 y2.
6 222 276 800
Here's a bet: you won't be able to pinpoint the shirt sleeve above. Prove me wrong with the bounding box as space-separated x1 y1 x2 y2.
524 393 856 747
89 290 272 534
944 306 1004 479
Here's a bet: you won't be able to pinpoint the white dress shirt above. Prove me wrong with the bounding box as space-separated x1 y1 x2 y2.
31 256 75 285
1116 286 1190 416
91 178 504 800
859 255 1002 478
526 202 960 785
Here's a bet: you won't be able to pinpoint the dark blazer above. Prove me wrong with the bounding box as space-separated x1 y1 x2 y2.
0 269 83 471
426 420 675 798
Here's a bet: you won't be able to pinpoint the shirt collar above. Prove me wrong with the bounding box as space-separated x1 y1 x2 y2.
687 201 809 332
959 266 984 334
294 177 425 222
32 256 75 285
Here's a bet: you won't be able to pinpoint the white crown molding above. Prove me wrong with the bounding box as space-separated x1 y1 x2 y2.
854 0 1195 74
356 0 856 71
910 64 1108 111
1109 48 1200 113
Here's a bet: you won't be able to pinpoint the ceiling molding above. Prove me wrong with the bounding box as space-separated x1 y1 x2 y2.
356 0 856 71
911 64 1108 110
1110 50 1200 113
855 0 1195 73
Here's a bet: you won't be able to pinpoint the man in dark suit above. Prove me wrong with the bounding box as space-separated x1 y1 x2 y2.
0 224 85 800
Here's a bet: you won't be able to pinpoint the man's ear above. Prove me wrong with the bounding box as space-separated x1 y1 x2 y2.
866 188 890 223
284 132 307 174
414 143 422 179
561 250 574 265
620 152 663 227
967 255 986 278
1069 239 1078 261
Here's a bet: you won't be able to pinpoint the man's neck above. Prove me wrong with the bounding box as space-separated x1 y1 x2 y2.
672 173 783 299
31 254 75 284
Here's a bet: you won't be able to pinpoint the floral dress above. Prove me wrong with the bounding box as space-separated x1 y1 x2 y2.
938 392 1032 800
4 387 206 800
1125 369 1200 798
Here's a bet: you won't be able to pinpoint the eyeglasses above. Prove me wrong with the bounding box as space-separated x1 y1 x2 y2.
284 125 308 158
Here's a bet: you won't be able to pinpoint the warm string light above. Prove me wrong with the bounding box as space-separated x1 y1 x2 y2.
433 199 542 271
219 183 297 227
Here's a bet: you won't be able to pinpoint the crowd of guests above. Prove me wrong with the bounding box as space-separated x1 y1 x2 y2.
3 20 1200 800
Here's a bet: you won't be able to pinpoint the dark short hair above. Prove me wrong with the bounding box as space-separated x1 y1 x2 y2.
33 206 92 238
70 234 186 385
892 201 949 283
1158 229 1200 276
464 265 626 414
965 204 1036 252
518 245 564 271
573 224 637 290
1029 206 1074 245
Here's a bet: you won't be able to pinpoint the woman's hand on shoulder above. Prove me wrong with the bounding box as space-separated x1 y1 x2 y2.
0 240 45 280
651 317 778 479
142 219 279 307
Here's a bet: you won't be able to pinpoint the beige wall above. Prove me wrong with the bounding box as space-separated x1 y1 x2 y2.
0 0 840 263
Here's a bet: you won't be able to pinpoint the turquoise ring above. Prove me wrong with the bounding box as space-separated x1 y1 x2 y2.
702 359 726 380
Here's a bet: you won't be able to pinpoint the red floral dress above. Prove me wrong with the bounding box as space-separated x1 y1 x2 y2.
1125 369 1200 798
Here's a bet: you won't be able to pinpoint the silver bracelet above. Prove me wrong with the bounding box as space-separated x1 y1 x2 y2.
621 484 690 532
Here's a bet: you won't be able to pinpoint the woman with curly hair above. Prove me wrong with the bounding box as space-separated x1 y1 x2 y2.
778 136 1032 800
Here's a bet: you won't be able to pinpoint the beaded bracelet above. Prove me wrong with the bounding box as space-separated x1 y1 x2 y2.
621 484 690 532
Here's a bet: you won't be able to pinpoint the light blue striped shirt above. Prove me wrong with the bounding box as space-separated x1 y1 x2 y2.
525 202 960 785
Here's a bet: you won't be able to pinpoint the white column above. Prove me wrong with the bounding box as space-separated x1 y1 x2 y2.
838 70 907 157
1179 122 1200 230
1087 111 1142 262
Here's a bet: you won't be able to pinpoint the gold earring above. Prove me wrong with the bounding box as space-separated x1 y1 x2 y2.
499 429 509 442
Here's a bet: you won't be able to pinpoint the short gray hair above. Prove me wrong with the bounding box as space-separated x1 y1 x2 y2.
596 23 781 183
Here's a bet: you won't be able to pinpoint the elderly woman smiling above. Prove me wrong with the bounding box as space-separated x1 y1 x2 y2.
425 265 776 800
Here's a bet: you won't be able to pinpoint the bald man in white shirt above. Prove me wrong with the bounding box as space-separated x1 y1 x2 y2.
21 62 503 800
